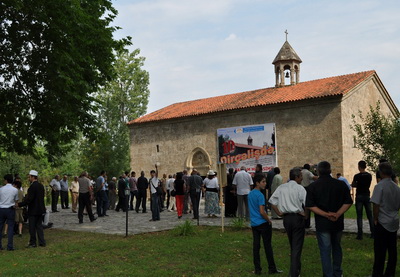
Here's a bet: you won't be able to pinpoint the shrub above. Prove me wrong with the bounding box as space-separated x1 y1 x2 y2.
174 220 196 236
230 217 247 230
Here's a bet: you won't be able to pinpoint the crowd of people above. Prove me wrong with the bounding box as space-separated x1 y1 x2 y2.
0 170 47 251
41 165 224 225
0 158 399 277
247 160 399 277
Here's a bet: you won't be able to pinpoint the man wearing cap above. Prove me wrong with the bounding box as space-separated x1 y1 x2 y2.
19 170 46 247
233 166 253 219
0 174 19 250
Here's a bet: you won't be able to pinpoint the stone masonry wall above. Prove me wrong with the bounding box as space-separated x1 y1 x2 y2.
129 97 344 180
341 76 398 193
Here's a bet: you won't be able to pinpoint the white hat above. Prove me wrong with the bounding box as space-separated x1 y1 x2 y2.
207 170 215 176
29 170 38 176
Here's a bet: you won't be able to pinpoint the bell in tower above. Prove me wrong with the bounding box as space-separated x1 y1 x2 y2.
272 30 302 87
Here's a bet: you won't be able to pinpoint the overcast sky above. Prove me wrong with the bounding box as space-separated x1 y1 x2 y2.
112 0 400 114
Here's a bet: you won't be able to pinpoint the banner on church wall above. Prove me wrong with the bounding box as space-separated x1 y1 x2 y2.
217 123 277 173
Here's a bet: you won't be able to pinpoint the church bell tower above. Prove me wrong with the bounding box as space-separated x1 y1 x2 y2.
272 30 302 87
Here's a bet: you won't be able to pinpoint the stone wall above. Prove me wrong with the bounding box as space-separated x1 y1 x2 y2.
129 97 344 179
341 75 398 192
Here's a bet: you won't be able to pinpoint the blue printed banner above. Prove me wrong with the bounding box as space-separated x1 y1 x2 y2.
234 125 265 134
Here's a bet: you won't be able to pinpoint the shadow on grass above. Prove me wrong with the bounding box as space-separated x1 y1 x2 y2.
0 225 397 276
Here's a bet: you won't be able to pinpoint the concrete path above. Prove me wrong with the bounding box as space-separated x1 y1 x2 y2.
49 199 235 235
47 199 388 237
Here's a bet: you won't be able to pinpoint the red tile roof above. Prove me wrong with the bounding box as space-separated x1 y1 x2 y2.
128 70 375 125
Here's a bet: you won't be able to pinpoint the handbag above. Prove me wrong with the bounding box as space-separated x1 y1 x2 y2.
156 186 162 196
151 180 162 196
170 190 176 197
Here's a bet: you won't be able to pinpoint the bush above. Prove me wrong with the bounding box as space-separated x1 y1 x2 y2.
351 102 400 174
230 217 248 230
173 220 196 236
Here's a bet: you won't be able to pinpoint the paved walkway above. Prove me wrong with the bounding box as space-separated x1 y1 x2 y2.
47 199 388 237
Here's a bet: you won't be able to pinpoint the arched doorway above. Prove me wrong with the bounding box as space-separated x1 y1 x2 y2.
185 147 212 176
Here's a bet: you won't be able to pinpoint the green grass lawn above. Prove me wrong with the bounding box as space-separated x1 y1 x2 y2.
0 225 397 276
342 204 400 219
345 204 357 219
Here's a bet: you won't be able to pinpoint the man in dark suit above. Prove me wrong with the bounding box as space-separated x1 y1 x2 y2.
19 170 46 248
115 174 128 212
187 169 203 220
136 171 149 213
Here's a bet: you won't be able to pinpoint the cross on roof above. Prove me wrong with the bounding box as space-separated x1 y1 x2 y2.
285 30 288 41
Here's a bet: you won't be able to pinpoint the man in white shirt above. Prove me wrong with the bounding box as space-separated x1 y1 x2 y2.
270 167 306 277
336 173 351 190
49 175 61 212
301 164 317 228
96 170 108 217
149 165 160 221
233 166 253 220
370 162 400 277
59 175 69 209
129 172 138 211
301 164 318 187
0 174 19 250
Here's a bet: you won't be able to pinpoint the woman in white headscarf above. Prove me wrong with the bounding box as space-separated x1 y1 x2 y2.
203 170 220 218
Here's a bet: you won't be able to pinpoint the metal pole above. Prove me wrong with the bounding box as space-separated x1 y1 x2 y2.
217 163 227 233
125 189 130 237
220 189 224 233
126 197 128 237
197 192 200 226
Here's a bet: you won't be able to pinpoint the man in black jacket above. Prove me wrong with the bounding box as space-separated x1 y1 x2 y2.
19 170 46 248
115 174 128 212
306 161 352 277
136 171 149 213
351 160 374 240
187 169 203 220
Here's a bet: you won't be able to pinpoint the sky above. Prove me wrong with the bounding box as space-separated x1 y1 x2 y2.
112 0 400 114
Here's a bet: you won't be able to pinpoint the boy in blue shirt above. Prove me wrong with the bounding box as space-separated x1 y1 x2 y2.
248 174 282 275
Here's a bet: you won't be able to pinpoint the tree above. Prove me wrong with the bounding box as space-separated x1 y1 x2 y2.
0 140 83 187
81 49 150 177
0 0 130 160
351 102 400 174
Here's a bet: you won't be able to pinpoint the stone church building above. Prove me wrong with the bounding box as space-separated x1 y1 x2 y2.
127 40 398 182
